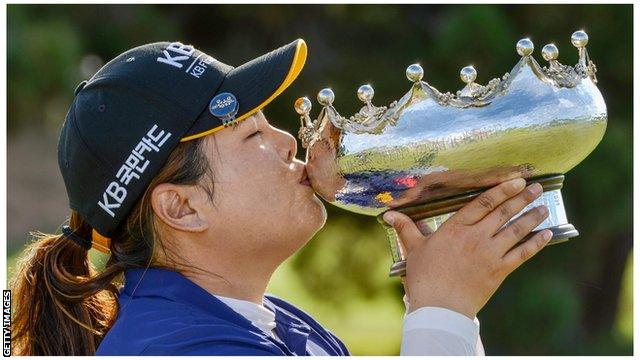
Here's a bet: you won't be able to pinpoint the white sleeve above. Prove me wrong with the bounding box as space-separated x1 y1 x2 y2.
400 295 485 356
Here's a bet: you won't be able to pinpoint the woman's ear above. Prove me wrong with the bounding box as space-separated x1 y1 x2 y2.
151 183 210 233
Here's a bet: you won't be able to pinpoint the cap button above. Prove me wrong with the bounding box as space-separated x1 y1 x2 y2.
74 80 88 96
209 92 240 126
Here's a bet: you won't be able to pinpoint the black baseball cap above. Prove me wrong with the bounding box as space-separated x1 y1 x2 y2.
57 39 307 245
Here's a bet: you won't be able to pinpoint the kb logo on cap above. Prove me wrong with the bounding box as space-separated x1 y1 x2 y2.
209 92 239 127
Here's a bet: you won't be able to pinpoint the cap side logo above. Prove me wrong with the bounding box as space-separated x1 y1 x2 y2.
156 42 195 69
209 92 239 126
156 42 215 79
97 125 172 218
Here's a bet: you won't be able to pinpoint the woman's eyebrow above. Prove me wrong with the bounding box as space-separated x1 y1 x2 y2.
236 116 259 134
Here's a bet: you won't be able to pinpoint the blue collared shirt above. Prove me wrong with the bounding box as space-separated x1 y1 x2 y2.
96 268 350 356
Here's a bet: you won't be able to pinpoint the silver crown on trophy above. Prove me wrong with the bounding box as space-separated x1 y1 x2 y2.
294 30 607 277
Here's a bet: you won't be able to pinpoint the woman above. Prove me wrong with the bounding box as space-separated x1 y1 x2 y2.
10 39 552 356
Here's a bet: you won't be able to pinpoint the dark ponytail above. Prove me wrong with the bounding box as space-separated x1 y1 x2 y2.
10 136 213 355
10 212 121 355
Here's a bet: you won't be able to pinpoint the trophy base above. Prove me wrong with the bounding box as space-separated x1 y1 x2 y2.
378 175 578 277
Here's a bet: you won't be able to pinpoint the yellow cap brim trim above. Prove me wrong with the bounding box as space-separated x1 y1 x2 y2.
180 39 308 142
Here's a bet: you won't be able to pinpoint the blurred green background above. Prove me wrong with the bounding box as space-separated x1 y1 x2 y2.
6 4 632 355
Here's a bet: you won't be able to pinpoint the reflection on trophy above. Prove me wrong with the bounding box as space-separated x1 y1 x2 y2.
295 30 607 277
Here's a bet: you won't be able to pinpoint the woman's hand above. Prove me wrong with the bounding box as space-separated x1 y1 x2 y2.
383 178 552 319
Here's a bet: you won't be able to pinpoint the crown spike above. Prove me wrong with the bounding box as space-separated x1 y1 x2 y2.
571 30 589 48
317 88 335 107
516 38 534 57
460 66 477 84
295 96 320 148
457 65 483 99
294 97 313 127
571 30 592 73
406 64 424 83
357 84 375 105
541 43 567 82
295 96 312 115
542 44 559 62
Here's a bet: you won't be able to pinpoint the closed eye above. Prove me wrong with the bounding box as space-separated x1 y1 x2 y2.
246 130 262 139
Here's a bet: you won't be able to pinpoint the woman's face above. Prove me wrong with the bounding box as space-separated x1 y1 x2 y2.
198 110 327 262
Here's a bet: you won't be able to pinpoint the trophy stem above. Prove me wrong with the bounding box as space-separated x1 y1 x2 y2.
377 174 578 277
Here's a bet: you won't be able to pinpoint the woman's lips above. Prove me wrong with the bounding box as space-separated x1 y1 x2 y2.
299 167 312 187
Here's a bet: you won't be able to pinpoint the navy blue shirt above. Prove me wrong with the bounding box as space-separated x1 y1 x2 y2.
96 268 350 355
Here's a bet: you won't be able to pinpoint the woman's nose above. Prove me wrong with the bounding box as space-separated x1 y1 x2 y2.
285 131 298 162
274 127 298 162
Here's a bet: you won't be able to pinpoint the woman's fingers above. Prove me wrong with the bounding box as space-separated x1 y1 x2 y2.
416 221 435 237
493 205 550 253
383 211 425 254
453 178 527 226
501 228 553 271
479 183 543 235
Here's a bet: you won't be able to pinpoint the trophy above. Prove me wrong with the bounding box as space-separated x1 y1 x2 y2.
295 30 607 277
